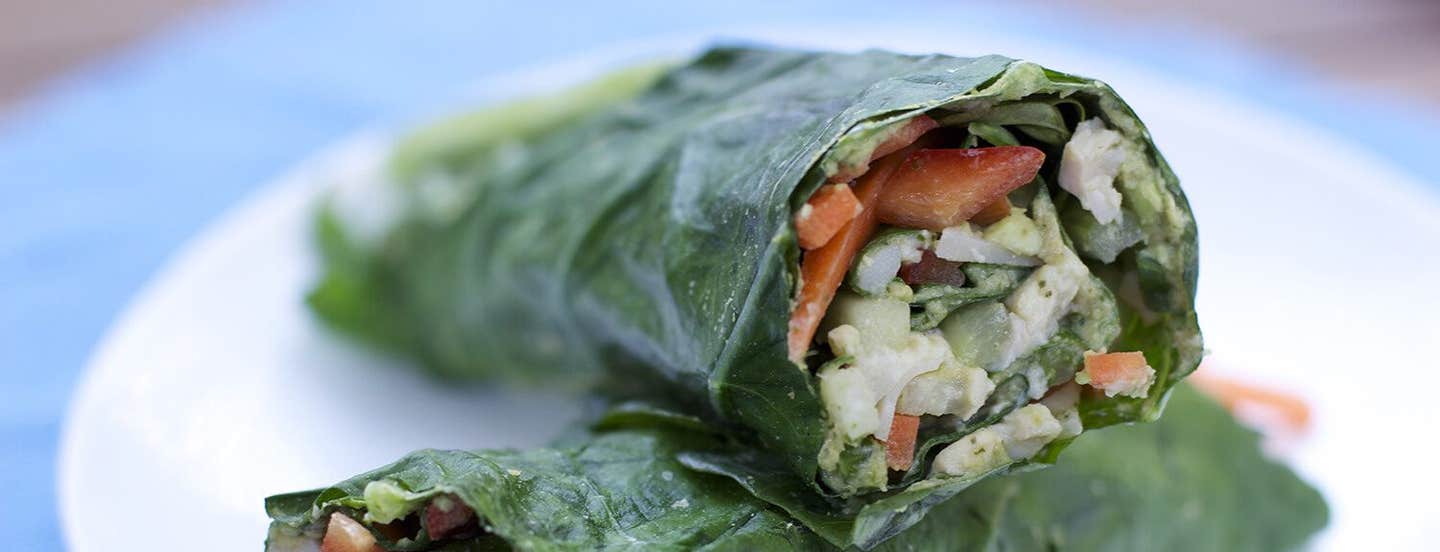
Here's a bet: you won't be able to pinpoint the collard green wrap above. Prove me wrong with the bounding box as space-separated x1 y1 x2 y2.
265 387 1325 551
311 46 1203 546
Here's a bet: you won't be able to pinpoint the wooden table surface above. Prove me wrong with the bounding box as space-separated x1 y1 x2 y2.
2 0 1437 113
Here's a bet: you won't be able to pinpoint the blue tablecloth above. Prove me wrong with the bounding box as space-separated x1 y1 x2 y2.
2 1 1436 547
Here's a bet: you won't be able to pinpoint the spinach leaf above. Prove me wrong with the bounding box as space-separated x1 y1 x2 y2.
909 264 1031 331
845 229 933 296
658 386 1329 550
265 422 827 551
1060 198 1145 263
940 101 1072 145
266 387 1324 551
964 122 1020 147
873 385 1327 551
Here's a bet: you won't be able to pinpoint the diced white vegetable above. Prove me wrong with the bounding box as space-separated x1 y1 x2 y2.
851 232 931 294
934 224 1041 266
852 245 904 295
897 357 996 419
994 404 1063 460
995 187 1092 373
1058 118 1127 224
931 403 1066 479
981 210 1043 257
931 427 1009 477
1002 258 1087 374
819 361 882 440
819 326 950 441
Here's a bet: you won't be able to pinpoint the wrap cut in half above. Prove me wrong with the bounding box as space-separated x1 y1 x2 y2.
304 46 1203 548
265 387 1327 551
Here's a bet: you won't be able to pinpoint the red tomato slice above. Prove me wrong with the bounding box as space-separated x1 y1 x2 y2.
876 147 1044 231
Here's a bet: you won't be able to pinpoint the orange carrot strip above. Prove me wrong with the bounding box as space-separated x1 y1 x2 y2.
1083 351 1149 387
1190 373 1312 433
788 141 926 362
885 414 920 471
795 183 861 250
875 146 1044 231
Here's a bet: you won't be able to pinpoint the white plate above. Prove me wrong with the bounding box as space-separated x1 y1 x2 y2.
59 24 1440 551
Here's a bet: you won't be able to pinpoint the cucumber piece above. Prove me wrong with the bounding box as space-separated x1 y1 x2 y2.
846 229 933 295
982 210 1043 256
822 290 911 349
940 301 1014 372
1060 200 1144 263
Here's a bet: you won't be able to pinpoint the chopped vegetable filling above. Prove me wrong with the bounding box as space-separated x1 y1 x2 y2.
793 108 1161 490
898 249 967 287
934 223 1041 266
789 141 927 361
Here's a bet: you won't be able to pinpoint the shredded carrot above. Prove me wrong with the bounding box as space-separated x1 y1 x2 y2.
971 197 1012 226
1082 351 1149 387
795 183 861 250
788 140 928 362
1190 372 1312 433
885 414 920 471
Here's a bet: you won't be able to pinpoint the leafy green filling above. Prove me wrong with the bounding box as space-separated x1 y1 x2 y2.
909 264 1032 331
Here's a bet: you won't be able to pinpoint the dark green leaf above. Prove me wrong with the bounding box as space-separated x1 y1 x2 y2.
965 122 1020 147
264 425 827 551
941 101 1072 145
909 264 1031 331
1059 195 1146 264
968 386 1328 551
267 387 1324 551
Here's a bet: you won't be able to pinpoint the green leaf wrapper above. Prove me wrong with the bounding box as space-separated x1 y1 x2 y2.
308 46 1208 545
265 387 1325 551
